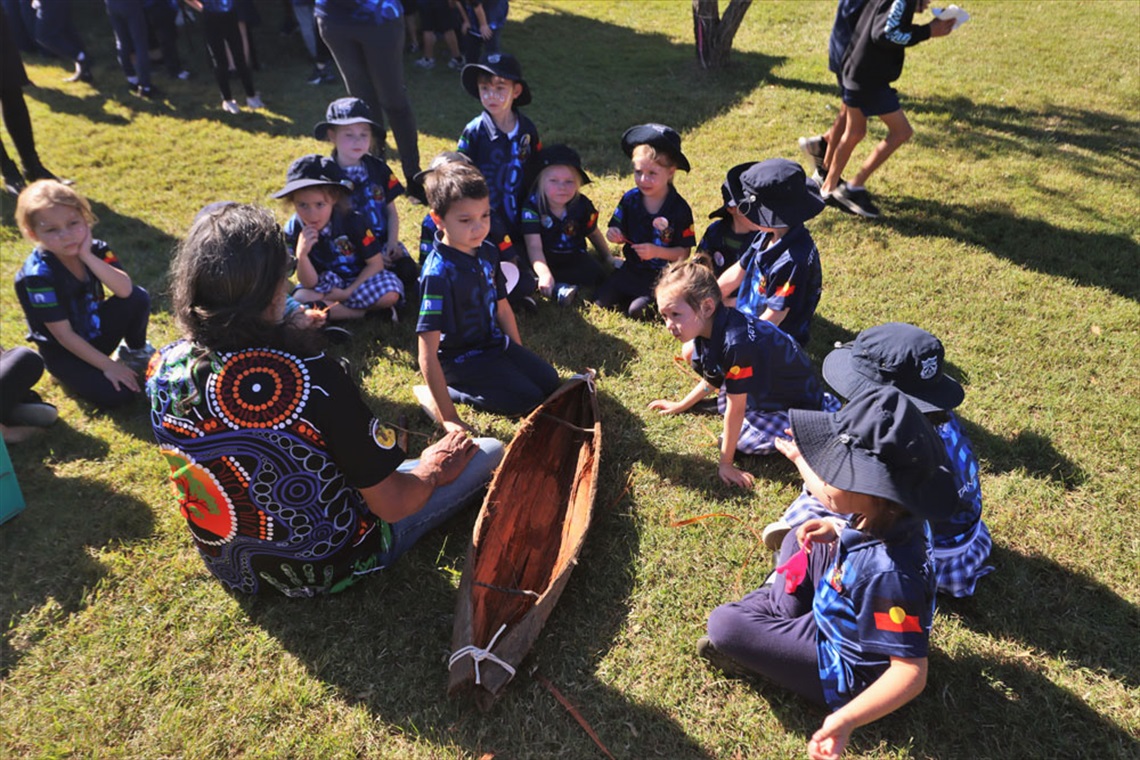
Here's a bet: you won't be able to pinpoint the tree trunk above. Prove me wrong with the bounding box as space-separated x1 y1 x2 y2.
693 0 753 69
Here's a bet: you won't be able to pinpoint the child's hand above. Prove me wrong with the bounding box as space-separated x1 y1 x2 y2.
774 432 801 463
383 241 405 263
718 461 754 489
297 225 320 258
797 519 838 553
631 242 660 261
76 226 95 261
442 419 475 436
605 227 626 245
480 22 492 39
647 398 685 415
930 17 955 36
808 713 854 760
105 362 141 393
537 270 555 297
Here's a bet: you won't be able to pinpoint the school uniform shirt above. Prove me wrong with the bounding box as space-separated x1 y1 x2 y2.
314 0 403 23
607 185 696 273
520 193 599 259
735 224 823 346
842 0 931 91
338 152 404 240
829 0 869 74
147 340 406 596
283 208 382 281
14 241 123 346
457 109 541 233
692 304 824 413
814 516 936 710
418 213 518 267
416 237 508 364
696 218 761 278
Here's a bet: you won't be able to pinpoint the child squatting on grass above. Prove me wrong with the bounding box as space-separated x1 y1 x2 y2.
700 386 955 760
648 258 835 489
415 158 560 433
274 154 404 322
13 180 154 409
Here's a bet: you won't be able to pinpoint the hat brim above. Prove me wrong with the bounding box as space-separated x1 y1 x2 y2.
499 260 521 293
742 177 826 228
789 406 957 521
272 178 347 199
312 118 381 141
823 346 965 413
620 129 691 172
708 203 730 220
460 64 531 107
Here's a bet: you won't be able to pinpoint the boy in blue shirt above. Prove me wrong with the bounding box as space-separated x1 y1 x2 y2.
716 159 825 346
415 158 559 433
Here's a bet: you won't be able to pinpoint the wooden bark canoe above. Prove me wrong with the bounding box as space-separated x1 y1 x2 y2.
448 372 601 710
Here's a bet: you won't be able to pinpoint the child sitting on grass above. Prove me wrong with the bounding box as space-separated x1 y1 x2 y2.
520 144 613 306
274 155 404 322
14 180 153 409
700 386 953 759
316 97 419 304
416 159 559 433
648 258 833 489
716 158 825 347
597 123 695 319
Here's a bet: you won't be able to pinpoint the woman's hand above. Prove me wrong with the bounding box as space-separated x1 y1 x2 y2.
421 430 478 486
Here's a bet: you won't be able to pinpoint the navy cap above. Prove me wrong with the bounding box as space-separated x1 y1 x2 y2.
312 97 381 141
708 179 734 219
789 387 957 521
620 123 691 173
272 155 354 198
461 53 531 107
823 323 965 413
534 144 591 186
725 159 824 228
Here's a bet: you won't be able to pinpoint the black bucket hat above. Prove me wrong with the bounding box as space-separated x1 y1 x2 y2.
534 144 591 186
461 53 531 107
823 323 965 413
724 159 824 228
272 155 354 198
620 123 690 172
312 97 381 141
789 387 957 521
708 179 734 219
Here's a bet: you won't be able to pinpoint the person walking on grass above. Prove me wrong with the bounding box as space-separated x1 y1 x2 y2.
803 0 956 218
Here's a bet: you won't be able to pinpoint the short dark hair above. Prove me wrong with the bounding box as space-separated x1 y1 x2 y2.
425 161 489 218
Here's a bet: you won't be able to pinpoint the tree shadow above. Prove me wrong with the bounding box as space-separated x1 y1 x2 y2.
408 7 787 176
0 445 154 677
879 196 1139 302
522 303 640 377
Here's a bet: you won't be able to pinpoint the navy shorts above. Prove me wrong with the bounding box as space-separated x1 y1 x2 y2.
841 83 901 117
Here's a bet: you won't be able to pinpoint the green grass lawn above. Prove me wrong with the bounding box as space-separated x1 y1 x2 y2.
2 1 1138 757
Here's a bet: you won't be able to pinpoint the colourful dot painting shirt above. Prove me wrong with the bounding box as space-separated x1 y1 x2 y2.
147 341 405 596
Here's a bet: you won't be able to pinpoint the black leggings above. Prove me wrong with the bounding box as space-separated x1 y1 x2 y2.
0 347 46 423
201 11 254 100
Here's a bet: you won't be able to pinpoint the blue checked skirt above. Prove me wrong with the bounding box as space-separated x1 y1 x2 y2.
719 391 841 456
315 269 404 310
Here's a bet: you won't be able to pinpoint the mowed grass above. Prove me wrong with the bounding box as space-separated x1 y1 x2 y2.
1 1 1138 758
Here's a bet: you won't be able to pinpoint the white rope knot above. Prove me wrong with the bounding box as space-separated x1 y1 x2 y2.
448 623 516 686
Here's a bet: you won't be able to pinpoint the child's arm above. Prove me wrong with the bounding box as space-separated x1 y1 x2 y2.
807 657 928 760
452 0 471 34
417 331 473 434
523 233 555 296
83 235 132 299
717 262 745 302
495 298 522 345
384 204 402 261
588 228 618 266
294 226 321 289
472 2 492 38
759 306 789 329
630 242 689 263
718 391 754 488
648 378 714 416
43 320 140 393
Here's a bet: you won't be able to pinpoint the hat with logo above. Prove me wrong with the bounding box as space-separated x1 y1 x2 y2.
723 159 824 228
620 123 691 172
461 53 531 107
789 386 957 521
272 155 354 198
312 97 381 141
823 323 965 413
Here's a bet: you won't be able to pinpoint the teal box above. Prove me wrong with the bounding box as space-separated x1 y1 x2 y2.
0 438 27 524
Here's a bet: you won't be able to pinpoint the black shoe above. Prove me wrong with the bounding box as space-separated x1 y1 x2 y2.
2 171 24 196
697 636 751 678
133 84 160 99
22 163 64 183
830 183 881 218
798 135 827 175
306 65 324 85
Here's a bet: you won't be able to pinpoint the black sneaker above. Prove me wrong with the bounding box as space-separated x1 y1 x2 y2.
306 65 324 85
697 636 751 678
798 135 827 175
830 183 881 218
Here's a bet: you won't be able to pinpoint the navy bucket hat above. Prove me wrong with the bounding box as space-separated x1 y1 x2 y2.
823 323 965 413
789 387 957 521
621 123 691 172
724 159 825 228
313 97 381 140
534 144 591 185
272 155 354 198
461 53 531 107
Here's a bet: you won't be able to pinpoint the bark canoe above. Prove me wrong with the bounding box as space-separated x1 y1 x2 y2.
447 373 601 710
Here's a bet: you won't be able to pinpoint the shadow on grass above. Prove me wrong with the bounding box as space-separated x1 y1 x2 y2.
962 418 1086 488
523 304 639 377
0 438 154 677
236 382 707 758
880 196 1139 303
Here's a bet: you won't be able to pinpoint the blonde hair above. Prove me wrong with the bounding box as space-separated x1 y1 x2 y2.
532 163 582 217
654 255 720 312
631 143 677 170
16 180 98 240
